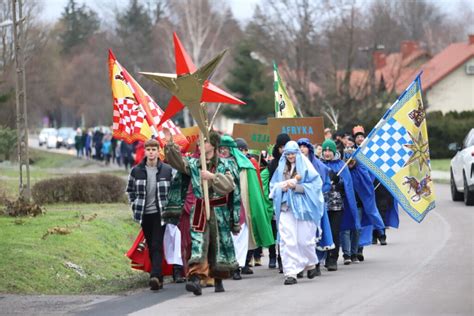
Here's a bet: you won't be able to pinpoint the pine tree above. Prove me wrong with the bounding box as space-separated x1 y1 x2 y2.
58 0 100 55
223 41 273 122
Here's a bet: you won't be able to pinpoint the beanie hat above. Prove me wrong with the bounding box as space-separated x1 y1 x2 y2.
219 135 237 148
235 138 248 150
322 139 337 155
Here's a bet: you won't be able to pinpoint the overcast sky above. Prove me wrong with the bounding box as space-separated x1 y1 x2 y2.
40 0 260 23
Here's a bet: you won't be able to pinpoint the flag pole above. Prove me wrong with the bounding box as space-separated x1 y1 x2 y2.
199 103 211 220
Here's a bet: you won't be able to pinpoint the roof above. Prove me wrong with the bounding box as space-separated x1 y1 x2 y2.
417 42 474 91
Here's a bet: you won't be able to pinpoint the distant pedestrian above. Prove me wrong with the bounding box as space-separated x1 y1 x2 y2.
74 128 84 157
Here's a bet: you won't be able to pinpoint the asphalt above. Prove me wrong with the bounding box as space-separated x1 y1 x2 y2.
1 184 471 316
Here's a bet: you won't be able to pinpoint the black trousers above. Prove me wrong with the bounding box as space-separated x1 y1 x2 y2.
141 212 164 280
269 219 278 259
327 211 343 262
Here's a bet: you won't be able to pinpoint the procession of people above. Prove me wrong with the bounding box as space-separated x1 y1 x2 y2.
125 125 397 294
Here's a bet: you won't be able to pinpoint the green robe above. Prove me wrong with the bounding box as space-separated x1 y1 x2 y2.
260 167 275 222
187 157 240 276
228 148 275 248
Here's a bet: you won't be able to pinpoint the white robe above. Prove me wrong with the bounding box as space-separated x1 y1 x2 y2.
279 208 318 278
163 224 183 266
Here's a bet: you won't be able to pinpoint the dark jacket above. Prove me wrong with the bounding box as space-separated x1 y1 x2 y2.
268 133 291 180
126 158 173 222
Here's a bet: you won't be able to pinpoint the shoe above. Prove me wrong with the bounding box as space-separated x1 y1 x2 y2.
297 271 304 279
232 268 242 280
372 236 378 244
357 254 365 262
343 255 352 265
149 277 162 291
351 254 360 264
379 235 387 246
185 275 202 296
315 264 321 276
214 278 225 293
248 257 254 267
254 257 262 266
173 265 185 283
241 266 254 275
307 267 318 279
284 277 297 285
326 260 338 271
269 257 277 269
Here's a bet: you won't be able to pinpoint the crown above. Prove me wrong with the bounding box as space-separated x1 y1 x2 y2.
352 125 365 136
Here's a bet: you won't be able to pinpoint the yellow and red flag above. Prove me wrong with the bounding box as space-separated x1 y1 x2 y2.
108 49 189 150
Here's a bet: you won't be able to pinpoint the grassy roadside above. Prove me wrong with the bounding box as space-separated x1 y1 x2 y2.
0 203 148 294
430 159 450 172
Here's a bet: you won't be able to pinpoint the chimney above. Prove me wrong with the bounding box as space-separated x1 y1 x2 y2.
401 40 419 59
372 51 386 69
469 34 474 45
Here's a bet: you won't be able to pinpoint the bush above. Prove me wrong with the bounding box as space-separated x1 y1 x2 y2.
0 126 17 161
32 174 126 204
427 111 474 159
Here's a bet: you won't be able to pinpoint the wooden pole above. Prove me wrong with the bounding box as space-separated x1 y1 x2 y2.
198 130 211 220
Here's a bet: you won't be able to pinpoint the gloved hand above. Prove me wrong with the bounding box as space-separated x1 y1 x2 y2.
329 170 339 184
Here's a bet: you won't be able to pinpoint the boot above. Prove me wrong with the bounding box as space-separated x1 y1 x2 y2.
149 277 163 291
379 234 387 246
214 278 225 293
173 265 185 283
307 266 319 279
315 263 322 276
185 275 202 296
326 258 338 271
268 257 277 269
232 268 242 280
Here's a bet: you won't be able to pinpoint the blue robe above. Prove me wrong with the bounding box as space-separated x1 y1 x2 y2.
323 159 360 231
270 141 325 233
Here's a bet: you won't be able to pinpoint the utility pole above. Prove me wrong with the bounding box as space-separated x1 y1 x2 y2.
12 0 30 200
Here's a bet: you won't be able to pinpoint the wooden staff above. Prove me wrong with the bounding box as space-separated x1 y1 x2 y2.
199 103 211 220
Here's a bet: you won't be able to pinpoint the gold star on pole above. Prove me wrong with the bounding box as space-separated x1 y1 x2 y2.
404 131 430 172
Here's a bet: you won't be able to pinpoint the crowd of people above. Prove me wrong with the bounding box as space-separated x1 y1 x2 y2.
73 127 137 169
125 124 399 294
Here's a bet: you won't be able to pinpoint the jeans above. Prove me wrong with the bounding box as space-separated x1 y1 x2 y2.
340 229 360 256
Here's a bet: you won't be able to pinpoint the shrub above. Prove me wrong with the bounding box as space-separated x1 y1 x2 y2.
32 174 126 204
0 126 17 161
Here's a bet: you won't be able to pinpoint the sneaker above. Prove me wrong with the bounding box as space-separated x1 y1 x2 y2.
379 235 387 246
185 275 202 296
149 277 162 291
284 276 297 285
269 257 277 269
343 255 352 265
214 278 225 293
232 268 242 280
241 266 254 275
254 257 262 266
297 271 304 279
357 254 365 262
351 254 360 263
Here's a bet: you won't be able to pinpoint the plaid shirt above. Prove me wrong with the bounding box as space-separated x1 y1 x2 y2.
126 159 173 222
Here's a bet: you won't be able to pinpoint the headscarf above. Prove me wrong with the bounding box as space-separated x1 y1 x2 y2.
270 141 324 226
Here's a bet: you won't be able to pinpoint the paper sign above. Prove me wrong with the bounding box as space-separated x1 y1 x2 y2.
232 123 270 151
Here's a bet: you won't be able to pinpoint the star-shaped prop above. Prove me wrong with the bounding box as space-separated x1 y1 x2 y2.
404 130 430 172
140 33 245 135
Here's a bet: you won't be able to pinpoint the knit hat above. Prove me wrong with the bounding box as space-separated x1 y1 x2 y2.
235 138 248 150
322 139 337 155
219 135 237 148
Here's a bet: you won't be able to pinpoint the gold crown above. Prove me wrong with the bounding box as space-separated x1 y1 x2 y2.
353 125 365 135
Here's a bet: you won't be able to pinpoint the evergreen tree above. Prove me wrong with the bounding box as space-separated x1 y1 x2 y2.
58 0 100 54
115 0 153 69
223 41 273 122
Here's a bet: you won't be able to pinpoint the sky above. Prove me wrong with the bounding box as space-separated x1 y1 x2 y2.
40 0 260 23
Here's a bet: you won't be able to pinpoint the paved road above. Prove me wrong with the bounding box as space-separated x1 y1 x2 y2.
1 183 472 315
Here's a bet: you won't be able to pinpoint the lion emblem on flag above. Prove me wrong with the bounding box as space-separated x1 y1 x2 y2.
402 175 432 202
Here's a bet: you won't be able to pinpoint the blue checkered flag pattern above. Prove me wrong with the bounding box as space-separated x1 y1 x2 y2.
361 117 413 178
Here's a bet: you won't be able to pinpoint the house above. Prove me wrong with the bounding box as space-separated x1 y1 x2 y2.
409 35 474 113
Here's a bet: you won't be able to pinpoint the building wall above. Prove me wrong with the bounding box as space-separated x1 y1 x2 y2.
426 57 474 113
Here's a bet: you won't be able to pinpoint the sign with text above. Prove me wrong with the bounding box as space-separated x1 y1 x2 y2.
232 123 270 151
268 117 325 145
181 126 200 152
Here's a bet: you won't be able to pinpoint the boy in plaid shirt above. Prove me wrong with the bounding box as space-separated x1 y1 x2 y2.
126 139 173 291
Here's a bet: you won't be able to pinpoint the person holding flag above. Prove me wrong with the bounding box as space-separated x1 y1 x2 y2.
274 62 298 118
